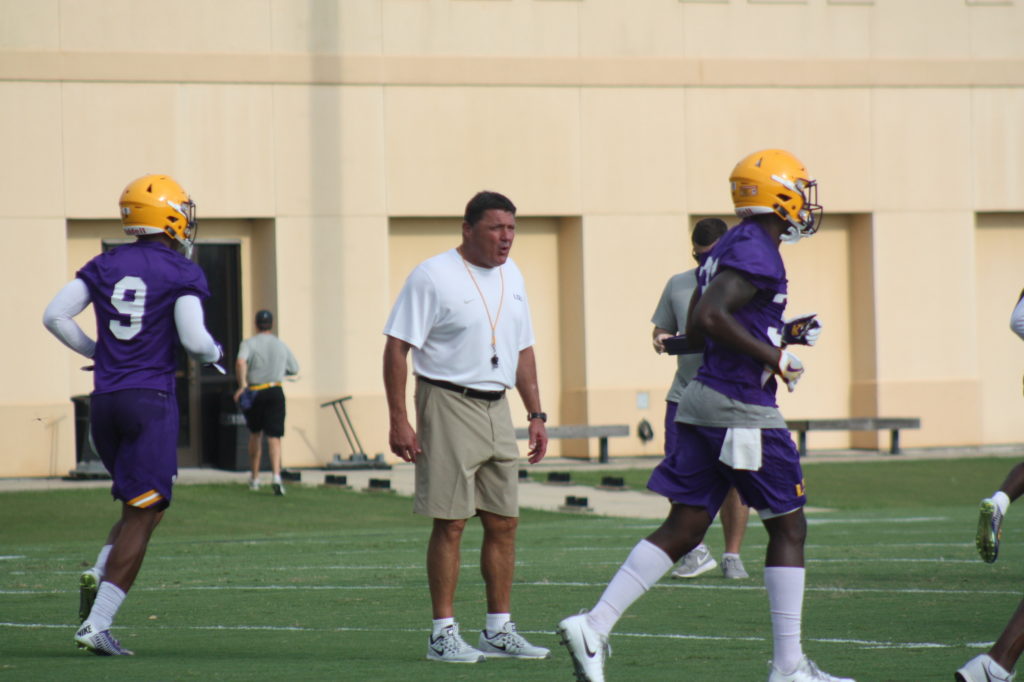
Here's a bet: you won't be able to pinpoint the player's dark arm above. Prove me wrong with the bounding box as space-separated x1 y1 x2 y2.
689 269 779 367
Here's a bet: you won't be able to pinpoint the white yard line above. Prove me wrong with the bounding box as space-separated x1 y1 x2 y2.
0 620 975 651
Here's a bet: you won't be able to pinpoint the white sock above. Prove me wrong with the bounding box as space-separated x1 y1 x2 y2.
87 582 126 631
588 539 674 636
765 566 805 673
273 474 282 484
432 617 455 637
94 544 112 578
722 552 740 560
485 612 510 634
993 491 1011 516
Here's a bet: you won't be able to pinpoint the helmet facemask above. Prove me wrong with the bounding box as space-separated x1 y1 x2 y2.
730 149 823 244
165 198 198 258
774 176 822 244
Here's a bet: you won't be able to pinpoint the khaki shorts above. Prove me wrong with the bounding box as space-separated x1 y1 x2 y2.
414 378 520 519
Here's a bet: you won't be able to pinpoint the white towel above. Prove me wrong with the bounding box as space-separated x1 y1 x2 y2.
720 427 762 470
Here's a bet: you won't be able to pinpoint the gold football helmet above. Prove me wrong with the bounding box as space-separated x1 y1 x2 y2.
730 149 822 242
119 174 197 256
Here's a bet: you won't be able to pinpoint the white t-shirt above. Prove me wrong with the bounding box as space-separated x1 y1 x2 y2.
384 248 535 391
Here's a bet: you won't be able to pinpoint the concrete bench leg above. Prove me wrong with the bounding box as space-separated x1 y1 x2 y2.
598 436 610 464
890 429 901 455
797 431 807 457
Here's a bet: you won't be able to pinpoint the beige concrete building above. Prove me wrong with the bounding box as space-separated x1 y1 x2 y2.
4 0 1024 477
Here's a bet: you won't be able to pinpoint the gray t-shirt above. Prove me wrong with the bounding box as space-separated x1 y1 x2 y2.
651 268 701 403
238 333 299 385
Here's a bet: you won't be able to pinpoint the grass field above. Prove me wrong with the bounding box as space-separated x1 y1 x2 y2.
2 456 1022 681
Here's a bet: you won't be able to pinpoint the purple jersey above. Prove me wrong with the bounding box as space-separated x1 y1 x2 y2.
694 219 787 407
76 241 210 395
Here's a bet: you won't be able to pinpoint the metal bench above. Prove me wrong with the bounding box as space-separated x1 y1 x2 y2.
785 417 921 456
514 424 630 463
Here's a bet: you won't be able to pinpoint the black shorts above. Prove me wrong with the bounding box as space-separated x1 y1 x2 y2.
243 386 286 437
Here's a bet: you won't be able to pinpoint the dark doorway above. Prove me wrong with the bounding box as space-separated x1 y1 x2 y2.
193 242 242 468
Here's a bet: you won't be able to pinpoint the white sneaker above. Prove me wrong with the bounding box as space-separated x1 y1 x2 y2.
768 656 855 682
248 478 260 491
272 481 285 496
427 623 485 663
721 554 749 579
477 621 550 659
956 654 1015 682
671 544 717 579
74 621 134 656
556 611 609 682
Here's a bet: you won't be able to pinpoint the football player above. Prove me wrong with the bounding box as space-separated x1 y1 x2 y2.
956 331 1024 682
43 174 222 655
651 217 754 581
558 150 852 682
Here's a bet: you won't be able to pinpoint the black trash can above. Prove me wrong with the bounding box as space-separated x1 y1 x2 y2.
68 394 110 479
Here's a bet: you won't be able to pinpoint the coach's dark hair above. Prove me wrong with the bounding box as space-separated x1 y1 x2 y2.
464 191 516 227
691 218 728 248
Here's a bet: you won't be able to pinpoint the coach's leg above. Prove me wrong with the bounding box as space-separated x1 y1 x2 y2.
428 517 467 619
248 431 263 483
721 488 750 554
478 510 517 614
267 436 283 480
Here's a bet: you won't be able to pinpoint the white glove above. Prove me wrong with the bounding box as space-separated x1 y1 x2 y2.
782 313 822 347
774 349 805 392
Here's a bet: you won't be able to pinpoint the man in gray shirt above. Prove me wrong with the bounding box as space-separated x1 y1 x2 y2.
235 309 300 495
651 218 751 580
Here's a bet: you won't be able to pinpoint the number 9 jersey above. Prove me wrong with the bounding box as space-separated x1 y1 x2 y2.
76 240 210 395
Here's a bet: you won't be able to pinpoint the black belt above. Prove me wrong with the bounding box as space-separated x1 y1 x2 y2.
419 376 505 402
